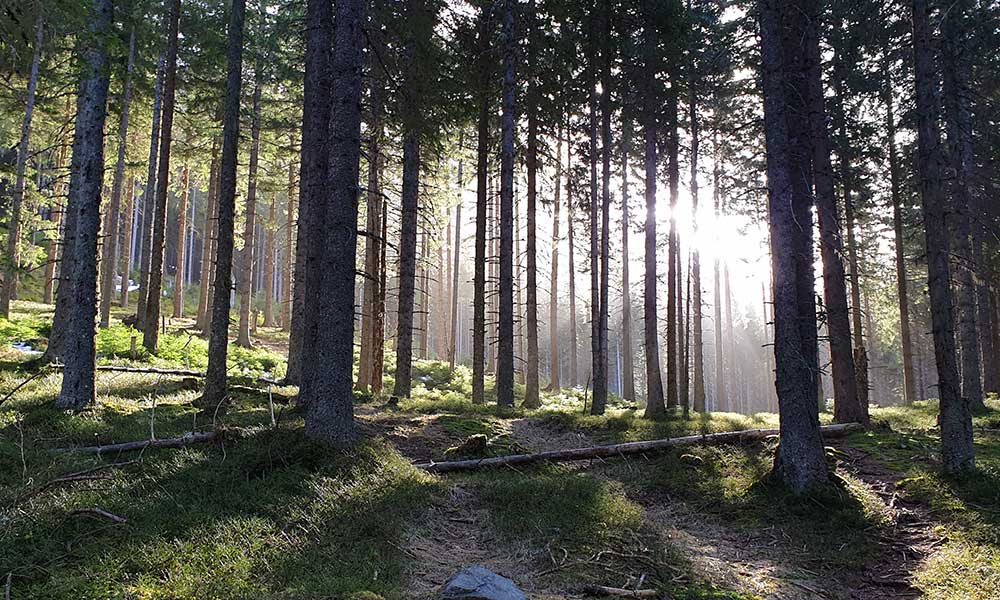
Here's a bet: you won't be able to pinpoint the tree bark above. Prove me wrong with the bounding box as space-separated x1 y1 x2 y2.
142 0 181 352
263 196 276 327
448 143 463 371
394 132 420 397
373 200 388 396
911 0 974 472
55 0 113 411
759 0 828 492
201 0 246 411
804 7 862 424
119 177 135 307
236 82 262 348
300 0 365 446
98 28 135 328
883 70 915 406
620 127 635 403
665 84 680 411
472 7 490 404
357 73 383 391
546 123 563 391
172 163 189 318
587 11 602 415
567 138 579 389
286 0 333 386
688 60 704 412
196 139 219 329
496 0 517 408
1 9 43 318
45 132 69 305
941 0 983 412
595 0 612 415
522 0 540 408
281 150 296 331
642 67 665 418
712 147 724 412
135 55 165 332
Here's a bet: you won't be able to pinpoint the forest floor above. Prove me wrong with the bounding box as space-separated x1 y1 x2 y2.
0 301 998 599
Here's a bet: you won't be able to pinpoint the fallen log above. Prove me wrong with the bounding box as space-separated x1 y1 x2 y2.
49 364 205 377
583 584 658 598
417 423 863 473
70 507 127 523
54 430 221 454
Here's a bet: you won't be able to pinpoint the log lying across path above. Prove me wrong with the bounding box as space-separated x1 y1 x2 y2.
417 423 864 473
48 364 283 385
54 431 221 454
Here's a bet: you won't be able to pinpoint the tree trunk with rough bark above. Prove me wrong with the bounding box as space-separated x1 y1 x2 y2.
136 55 165 332
642 54 665 418
522 0 540 408
142 0 181 351
201 0 246 411
665 84 680 411
804 7 862 424
281 151 296 331
2 9 43 318
99 28 135 328
621 127 635 403
45 132 69 305
55 0 113 411
237 82 262 348
263 196 276 327
760 0 828 493
883 70 916 405
196 139 219 329
911 0 974 472
394 133 421 397
547 123 563 391
567 140 579 389
496 0 517 408
941 0 984 412
688 73 704 413
286 0 333 386
357 76 382 391
119 177 135 307
472 8 490 404
300 0 365 446
449 146 463 371
172 163 189 318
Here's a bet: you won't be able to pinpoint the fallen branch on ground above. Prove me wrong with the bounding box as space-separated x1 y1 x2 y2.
583 584 658 598
48 364 204 377
417 423 863 473
53 431 222 454
69 507 127 523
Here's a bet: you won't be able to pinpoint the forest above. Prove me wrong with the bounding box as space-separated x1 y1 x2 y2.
0 0 997 596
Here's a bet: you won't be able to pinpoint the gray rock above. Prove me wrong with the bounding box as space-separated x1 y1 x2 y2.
440 566 527 600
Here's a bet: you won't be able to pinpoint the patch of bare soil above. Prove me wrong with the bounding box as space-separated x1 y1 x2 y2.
509 417 596 453
833 444 943 600
357 409 459 463
401 483 573 600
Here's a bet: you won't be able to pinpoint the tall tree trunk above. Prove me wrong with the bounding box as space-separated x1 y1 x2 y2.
910 0 974 472
665 84 680 410
678 235 688 412
978 240 998 396
237 82 262 348
394 133 421 397
620 127 635 403
515 191 524 384
688 73 705 413
201 0 246 411
941 0 984 411
472 8 490 404
449 143 463 371
263 196 276 326
547 122 563 391
496 0 517 407
587 12 602 414
55 0 112 410
1 9 43 318
286 0 333 386
301 0 365 445
596 1 612 415
419 228 430 360
522 0 540 407
373 201 388 395
172 163 189 318
142 0 181 351
712 138 724 412
567 139 579 389
760 0 827 492
281 151 296 331
135 55 165 332
805 10 862 424
45 132 69 305
882 71 916 406
642 48 665 417
98 28 135 327
357 75 382 391
496 0 517 408
196 139 219 328
119 177 135 306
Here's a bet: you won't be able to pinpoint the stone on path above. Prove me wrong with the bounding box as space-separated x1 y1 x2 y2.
440 566 527 600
